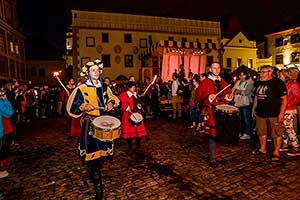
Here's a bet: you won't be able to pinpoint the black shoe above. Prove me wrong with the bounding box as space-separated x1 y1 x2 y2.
216 159 227 165
209 161 218 168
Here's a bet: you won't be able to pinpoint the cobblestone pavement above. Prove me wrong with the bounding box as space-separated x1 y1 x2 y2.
1 116 300 200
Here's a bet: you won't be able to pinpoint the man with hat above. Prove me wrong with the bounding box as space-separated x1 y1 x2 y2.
67 59 120 200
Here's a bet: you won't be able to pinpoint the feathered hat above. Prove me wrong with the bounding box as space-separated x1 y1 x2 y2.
80 59 104 77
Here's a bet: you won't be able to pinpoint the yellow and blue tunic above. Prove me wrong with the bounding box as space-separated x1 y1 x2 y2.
66 79 120 167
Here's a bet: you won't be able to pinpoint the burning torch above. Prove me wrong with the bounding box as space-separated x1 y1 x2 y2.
53 71 70 96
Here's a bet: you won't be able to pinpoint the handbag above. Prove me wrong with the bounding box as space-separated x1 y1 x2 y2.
234 94 250 107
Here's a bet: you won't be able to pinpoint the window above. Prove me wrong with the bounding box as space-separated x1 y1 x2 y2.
226 58 232 68
206 56 213 67
275 55 283 64
10 59 15 78
86 37 95 47
139 38 147 48
81 57 90 66
38 68 45 77
0 29 6 53
20 63 25 79
31 67 37 77
249 59 253 68
291 34 300 44
125 55 133 67
101 54 111 67
291 52 300 62
7 34 13 54
0 1 3 18
19 42 24 58
102 33 109 43
4 1 13 26
124 34 132 43
275 37 284 47
237 58 242 67
0 56 7 76
16 62 19 78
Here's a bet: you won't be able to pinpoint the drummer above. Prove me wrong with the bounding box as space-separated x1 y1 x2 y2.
196 62 233 167
119 81 147 156
66 59 120 200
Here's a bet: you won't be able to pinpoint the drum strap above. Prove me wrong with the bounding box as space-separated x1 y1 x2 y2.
85 148 113 161
84 115 90 150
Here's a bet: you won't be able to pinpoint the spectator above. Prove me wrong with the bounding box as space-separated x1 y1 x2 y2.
252 65 287 162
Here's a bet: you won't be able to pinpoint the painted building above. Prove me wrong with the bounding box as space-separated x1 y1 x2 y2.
265 27 300 68
0 0 26 81
68 10 221 80
221 32 257 71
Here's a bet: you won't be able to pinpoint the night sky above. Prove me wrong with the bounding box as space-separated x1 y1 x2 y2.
18 0 300 50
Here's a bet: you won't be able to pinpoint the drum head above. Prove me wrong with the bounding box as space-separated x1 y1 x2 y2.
130 112 143 123
93 115 121 131
216 104 238 112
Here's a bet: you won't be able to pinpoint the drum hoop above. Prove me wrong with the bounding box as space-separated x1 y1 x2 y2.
216 104 238 112
93 126 120 132
130 112 143 122
92 116 121 130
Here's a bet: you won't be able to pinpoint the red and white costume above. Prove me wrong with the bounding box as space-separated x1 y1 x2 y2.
119 91 147 139
196 74 232 137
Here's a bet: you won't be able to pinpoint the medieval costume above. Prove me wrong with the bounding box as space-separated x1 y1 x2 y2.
196 71 232 167
119 81 147 155
66 59 120 200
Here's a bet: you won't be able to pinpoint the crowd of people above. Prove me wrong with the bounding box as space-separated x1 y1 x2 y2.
0 59 300 199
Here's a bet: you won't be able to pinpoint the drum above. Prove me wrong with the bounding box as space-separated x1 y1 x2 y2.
214 104 239 145
92 115 121 141
215 104 239 115
129 112 144 126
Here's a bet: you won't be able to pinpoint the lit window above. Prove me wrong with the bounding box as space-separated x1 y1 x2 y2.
125 55 133 67
10 42 14 53
15 45 19 54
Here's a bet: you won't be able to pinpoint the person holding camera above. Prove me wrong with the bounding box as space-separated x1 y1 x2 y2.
0 89 14 178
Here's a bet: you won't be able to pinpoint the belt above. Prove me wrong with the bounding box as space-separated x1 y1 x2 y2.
81 148 113 161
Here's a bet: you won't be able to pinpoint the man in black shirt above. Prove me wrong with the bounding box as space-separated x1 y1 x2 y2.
252 65 287 161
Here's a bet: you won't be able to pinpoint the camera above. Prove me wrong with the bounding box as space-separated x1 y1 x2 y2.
0 88 6 96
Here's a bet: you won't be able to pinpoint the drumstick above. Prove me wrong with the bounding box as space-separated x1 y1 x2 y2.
95 106 105 110
215 84 231 96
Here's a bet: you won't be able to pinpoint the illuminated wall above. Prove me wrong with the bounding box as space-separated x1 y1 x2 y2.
221 32 257 71
265 27 300 68
69 10 221 80
0 0 26 80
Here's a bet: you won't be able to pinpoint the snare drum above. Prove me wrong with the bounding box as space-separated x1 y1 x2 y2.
215 104 238 114
129 112 143 126
214 104 239 145
92 115 121 141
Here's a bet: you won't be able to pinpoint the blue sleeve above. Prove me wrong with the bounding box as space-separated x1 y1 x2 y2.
70 89 84 115
0 99 14 118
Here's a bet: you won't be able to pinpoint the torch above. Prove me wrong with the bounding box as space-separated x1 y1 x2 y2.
53 71 70 96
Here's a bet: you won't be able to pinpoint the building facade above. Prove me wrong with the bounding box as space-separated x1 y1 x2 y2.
221 32 257 71
265 27 300 68
26 60 65 86
0 0 26 81
68 10 221 80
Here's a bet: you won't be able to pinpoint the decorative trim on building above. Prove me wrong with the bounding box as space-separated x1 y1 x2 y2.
72 10 221 36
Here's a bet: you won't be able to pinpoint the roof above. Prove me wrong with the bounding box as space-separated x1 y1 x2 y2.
231 65 258 77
